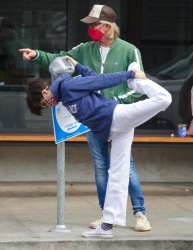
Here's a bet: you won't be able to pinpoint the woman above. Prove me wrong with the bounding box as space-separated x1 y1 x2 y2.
26 56 171 238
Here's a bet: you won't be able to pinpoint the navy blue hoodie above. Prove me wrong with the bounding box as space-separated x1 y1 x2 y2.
50 63 133 141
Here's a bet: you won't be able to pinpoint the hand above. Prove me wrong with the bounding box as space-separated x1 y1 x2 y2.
64 56 78 66
135 70 147 80
19 48 37 60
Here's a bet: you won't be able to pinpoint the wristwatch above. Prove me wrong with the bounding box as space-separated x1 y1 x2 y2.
131 69 137 78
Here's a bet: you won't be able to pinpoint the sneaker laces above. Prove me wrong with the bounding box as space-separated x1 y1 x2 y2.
135 213 146 222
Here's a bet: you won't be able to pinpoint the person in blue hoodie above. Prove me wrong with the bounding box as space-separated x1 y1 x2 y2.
26 56 171 238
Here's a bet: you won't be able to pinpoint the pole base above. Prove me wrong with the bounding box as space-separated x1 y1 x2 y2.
49 225 71 233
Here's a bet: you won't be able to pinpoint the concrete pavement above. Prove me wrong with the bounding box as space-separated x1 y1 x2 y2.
0 182 193 249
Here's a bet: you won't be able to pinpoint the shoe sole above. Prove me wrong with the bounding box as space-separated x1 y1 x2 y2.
82 233 113 238
127 62 140 88
128 62 140 71
134 226 151 232
89 225 97 229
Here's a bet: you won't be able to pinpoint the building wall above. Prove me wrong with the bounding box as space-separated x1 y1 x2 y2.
0 0 193 183
0 145 192 182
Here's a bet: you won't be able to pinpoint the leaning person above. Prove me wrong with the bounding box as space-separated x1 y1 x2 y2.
20 4 152 232
26 56 171 238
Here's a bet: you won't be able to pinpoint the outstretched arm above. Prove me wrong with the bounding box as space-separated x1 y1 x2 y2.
59 64 146 94
65 55 146 80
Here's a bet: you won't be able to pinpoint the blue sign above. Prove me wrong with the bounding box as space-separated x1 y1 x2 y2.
52 102 90 144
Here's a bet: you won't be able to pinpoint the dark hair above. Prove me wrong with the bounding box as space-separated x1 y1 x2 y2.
26 78 50 116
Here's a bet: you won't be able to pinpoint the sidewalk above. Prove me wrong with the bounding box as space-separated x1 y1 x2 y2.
0 182 193 250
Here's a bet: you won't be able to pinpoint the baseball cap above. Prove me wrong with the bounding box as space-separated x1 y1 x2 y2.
80 5 117 24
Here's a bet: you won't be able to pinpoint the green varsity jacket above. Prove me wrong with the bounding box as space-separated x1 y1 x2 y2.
34 37 143 104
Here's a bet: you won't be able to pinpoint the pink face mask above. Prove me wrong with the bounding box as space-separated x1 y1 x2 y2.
88 27 105 42
42 98 58 108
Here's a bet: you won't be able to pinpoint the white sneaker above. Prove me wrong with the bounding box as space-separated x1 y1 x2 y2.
134 212 151 231
127 62 140 88
90 215 116 229
82 225 113 238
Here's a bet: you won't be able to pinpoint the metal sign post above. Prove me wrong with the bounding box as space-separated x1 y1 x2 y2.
49 141 71 232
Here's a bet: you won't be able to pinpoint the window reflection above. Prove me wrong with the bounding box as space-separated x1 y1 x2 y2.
0 17 29 85
138 0 193 131
0 6 66 131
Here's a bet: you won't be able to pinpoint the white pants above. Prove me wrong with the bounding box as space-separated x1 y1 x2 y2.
103 78 172 226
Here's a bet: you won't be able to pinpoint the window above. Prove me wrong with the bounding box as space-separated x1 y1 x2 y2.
138 0 193 133
0 0 192 134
